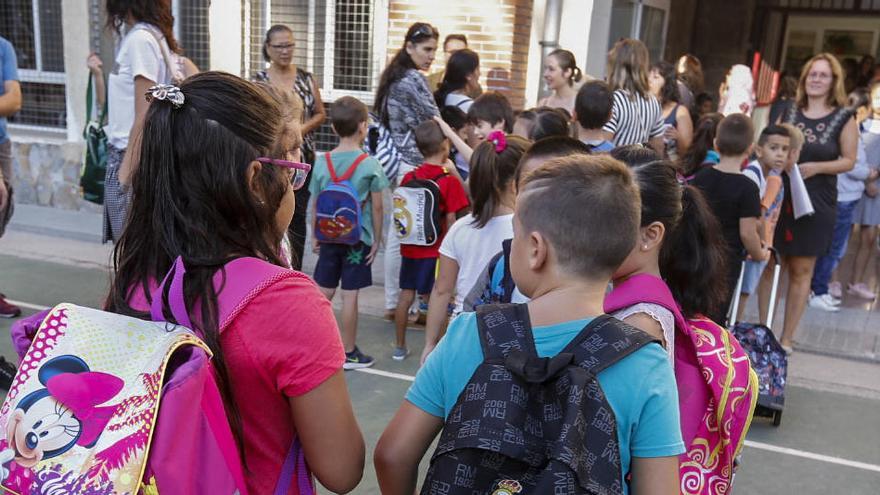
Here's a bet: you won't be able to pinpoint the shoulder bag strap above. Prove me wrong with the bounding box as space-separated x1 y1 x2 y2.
475 303 539 362
563 315 660 376
336 153 370 182
150 256 302 332
275 438 313 495
137 25 182 84
86 74 94 124
499 239 515 303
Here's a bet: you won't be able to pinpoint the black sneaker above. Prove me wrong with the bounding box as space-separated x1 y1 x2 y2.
343 347 375 370
0 356 17 391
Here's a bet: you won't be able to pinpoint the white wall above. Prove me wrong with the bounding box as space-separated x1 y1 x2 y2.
209 0 243 73
62 0 91 142
584 0 612 78
524 0 548 107
523 0 613 106
558 0 594 77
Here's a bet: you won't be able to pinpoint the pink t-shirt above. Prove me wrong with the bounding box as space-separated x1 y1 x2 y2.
130 273 344 494
222 275 345 494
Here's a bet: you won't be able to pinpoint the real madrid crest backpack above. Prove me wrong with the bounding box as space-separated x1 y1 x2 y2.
393 170 448 246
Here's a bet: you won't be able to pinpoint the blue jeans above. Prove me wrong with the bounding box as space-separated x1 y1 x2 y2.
811 200 858 295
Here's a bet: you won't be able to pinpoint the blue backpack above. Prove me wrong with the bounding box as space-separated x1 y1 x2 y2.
314 152 368 245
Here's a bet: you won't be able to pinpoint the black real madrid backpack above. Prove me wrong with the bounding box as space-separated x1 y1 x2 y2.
420 304 658 495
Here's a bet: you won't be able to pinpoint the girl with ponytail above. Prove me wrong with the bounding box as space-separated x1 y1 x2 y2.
106 72 365 494
538 49 583 114
604 151 753 495
421 132 529 363
604 151 729 349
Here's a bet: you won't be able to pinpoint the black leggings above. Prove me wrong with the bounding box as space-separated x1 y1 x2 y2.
288 149 315 271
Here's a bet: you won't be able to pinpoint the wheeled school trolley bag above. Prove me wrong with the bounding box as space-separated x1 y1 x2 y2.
729 250 788 426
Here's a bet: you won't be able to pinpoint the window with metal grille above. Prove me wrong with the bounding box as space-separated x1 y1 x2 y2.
1 0 67 129
176 0 211 71
333 0 372 92
242 0 377 151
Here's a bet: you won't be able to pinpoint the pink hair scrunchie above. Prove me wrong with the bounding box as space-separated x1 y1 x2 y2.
487 130 507 153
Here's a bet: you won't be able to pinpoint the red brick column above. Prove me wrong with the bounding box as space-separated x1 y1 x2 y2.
387 0 534 110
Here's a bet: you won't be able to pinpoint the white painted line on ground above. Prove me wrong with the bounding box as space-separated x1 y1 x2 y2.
7 300 50 311
743 440 880 473
353 367 415 382
355 366 880 474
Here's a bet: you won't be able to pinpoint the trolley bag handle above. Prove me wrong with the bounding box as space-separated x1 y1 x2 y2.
764 247 782 331
326 152 369 183
727 247 781 329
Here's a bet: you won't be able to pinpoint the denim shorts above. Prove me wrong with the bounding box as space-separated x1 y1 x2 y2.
399 256 437 295
740 259 768 295
313 242 373 290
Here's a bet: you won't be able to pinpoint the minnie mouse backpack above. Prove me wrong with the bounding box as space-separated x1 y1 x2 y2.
3 257 313 495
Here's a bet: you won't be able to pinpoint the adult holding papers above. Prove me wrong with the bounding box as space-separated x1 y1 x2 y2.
774 53 858 353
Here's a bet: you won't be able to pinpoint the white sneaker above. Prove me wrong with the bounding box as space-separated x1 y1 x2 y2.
809 293 841 312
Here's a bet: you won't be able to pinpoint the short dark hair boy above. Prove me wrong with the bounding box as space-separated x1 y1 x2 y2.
517 155 641 278
375 155 685 493
715 113 754 156
757 124 790 146
574 80 613 130
414 120 447 158
516 136 592 186
330 96 369 138
468 91 514 133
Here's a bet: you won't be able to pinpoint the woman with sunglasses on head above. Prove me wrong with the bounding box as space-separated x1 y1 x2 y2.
374 22 442 320
254 24 327 270
106 72 365 494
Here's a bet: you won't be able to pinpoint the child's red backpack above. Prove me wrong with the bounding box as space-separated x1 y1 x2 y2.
605 274 758 495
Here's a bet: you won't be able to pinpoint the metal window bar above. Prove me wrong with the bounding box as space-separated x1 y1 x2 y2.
1 0 66 129
176 0 211 70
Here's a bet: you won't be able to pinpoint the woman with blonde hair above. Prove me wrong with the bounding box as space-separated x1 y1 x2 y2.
774 53 858 353
602 39 665 153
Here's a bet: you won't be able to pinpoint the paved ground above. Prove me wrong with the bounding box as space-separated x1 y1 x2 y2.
2 205 880 492
1 246 880 492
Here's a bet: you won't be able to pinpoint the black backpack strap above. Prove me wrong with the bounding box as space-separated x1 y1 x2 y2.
562 315 660 376
499 239 515 304
476 304 538 362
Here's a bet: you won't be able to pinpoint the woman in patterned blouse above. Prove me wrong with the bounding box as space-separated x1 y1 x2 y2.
255 24 326 270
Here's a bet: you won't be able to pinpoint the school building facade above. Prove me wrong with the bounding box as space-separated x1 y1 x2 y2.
2 0 879 212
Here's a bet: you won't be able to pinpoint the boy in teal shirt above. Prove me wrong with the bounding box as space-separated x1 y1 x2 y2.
375 155 683 494
310 96 389 369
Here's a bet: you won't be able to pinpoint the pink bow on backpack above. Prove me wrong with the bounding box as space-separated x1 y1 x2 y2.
45 371 124 447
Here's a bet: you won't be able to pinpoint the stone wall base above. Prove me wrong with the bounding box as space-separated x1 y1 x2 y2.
9 140 101 214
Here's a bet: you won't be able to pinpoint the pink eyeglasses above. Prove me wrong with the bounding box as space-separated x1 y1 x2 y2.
256 157 312 190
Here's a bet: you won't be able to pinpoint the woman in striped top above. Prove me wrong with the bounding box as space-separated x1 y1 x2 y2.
602 39 665 154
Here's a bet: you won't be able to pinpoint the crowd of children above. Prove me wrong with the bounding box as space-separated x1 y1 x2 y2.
6 12 879 494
